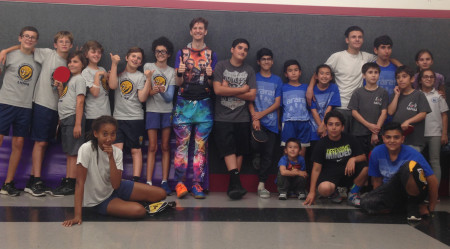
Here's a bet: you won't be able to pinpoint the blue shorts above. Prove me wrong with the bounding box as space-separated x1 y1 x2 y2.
0 104 32 137
115 119 144 149
93 180 135 215
145 112 172 129
281 121 311 147
30 103 59 142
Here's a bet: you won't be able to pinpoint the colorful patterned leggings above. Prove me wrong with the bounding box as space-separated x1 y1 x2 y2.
173 122 213 183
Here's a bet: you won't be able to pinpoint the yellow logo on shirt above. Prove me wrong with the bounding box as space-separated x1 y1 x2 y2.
154 75 167 87
120 80 133 95
60 85 68 98
101 76 109 91
18 64 33 81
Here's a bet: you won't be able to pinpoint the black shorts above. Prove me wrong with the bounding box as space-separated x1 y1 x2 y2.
115 119 145 149
317 161 367 187
213 121 250 158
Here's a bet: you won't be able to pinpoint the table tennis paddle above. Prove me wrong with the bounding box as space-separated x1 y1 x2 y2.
403 125 414 136
53 66 71 83
252 127 268 143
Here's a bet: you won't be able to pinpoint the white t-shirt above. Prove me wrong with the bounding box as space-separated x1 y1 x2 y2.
325 50 377 109
423 89 449 137
77 141 123 207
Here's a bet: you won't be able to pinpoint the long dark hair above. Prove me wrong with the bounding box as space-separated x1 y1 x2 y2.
87 116 118 152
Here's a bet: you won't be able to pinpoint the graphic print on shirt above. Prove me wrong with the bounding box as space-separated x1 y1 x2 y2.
120 79 134 100
310 91 336 130
287 161 302 170
181 48 212 86
17 63 34 85
153 74 167 88
255 80 277 127
101 76 109 92
220 69 248 110
374 96 383 105
325 144 352 161
59 84 68 100
407 102 417 112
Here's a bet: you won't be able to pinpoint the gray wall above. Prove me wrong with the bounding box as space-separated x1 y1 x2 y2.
1 1 449 81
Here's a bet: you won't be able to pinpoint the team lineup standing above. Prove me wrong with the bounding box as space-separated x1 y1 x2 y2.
0 17 444 222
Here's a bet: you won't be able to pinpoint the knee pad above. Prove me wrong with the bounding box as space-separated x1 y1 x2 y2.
405 160 428 192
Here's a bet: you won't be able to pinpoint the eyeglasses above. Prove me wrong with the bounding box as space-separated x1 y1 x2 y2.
422 75 435 80
155 50 168 55
21 34 37 41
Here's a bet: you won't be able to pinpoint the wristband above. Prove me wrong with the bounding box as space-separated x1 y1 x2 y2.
177 72 183 77
92 85 100 89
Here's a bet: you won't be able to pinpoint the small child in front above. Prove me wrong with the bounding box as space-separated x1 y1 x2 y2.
277 138 308 200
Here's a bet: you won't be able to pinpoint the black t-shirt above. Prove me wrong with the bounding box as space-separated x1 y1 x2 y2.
311 133 364 169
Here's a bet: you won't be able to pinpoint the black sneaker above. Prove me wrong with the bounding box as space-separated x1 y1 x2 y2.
407 199 422 221
227 183 247 200
24 176 35 193
0 181 20 196
24 181 47 197
49 178 75 196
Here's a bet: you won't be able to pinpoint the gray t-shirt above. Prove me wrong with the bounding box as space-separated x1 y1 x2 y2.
391 90 431 147
348 86 389 136
113 70 146 120
143 63 175 113
58 74 86 120
81 66 111 119
33 48 67 111
0 50 41 108
77 141 123 207
213 60 256 122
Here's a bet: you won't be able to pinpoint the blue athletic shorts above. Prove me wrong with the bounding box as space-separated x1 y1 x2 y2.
93 180 135 215
30 103 59 142
115 119 144 149
0 104 32 137
145 112 172 130
281 121 311 147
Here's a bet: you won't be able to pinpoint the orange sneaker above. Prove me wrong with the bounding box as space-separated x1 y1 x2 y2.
175 183 188 199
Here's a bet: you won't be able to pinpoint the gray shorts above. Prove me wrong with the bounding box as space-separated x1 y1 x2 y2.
60 114 85 156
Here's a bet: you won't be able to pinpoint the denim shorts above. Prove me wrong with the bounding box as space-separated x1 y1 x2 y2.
93 180 135 215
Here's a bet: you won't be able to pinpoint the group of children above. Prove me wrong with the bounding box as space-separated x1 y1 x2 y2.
0 20 446 222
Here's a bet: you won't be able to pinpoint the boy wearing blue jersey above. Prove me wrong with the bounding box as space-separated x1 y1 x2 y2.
249 48 282 198
360 123 438 221
373 35 397 101
281 60 310 157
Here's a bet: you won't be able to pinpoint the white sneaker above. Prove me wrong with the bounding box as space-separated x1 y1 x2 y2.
258 188 270 198
278 193 287 200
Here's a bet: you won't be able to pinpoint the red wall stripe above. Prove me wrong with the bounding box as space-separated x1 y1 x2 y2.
5 0 450 19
